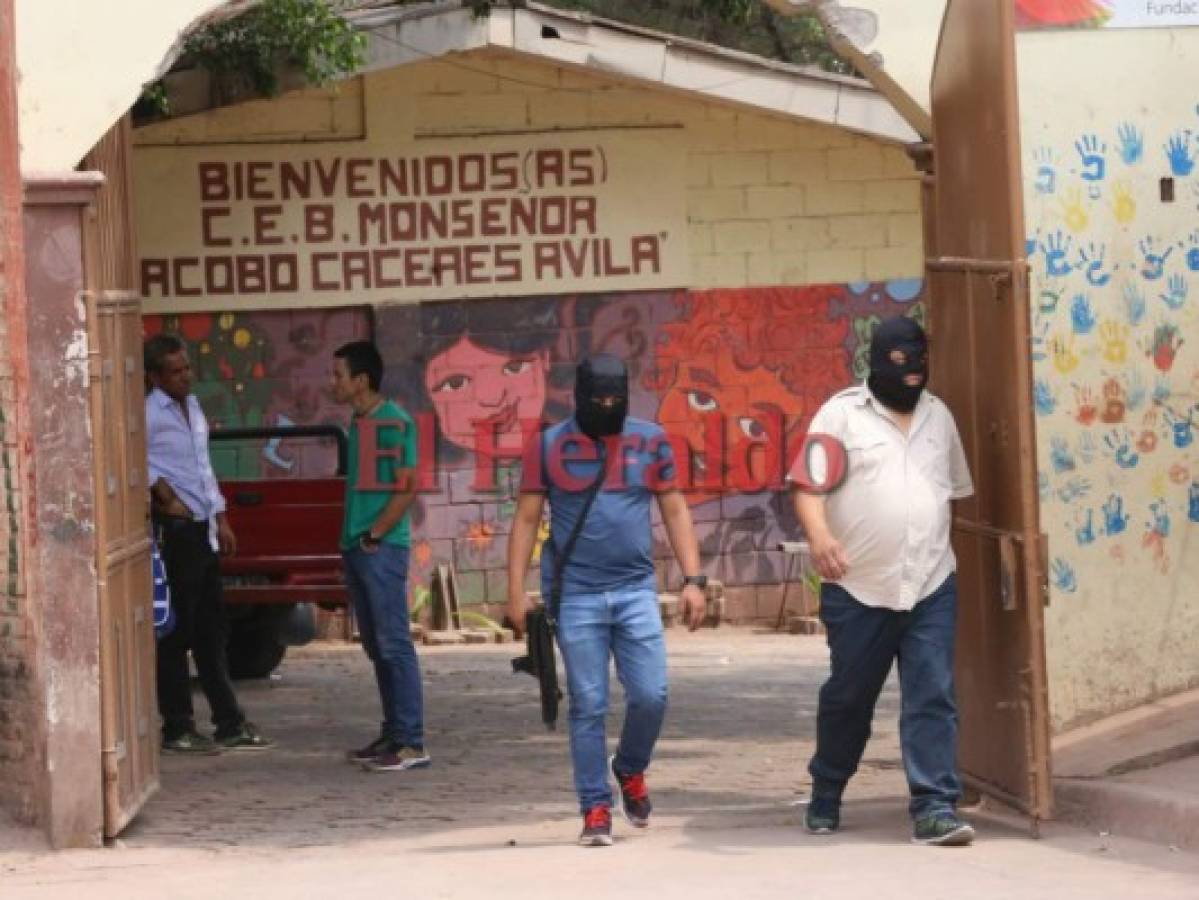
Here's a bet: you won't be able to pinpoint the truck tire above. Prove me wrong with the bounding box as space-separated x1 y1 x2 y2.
227 629 287 680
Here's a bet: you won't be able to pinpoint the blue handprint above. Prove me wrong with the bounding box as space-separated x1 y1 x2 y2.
1058 475 1092 503
1102 494 1130 536
1153 377 1171 406
1116 123 1143 165
1077 242 1112 287
1075 134 1108 182
1165 130 1195 177
1050 436 1076 473
1033 147 1058 195
1139 237 1173 282
1038 471 1051 503
1103 428 1140 469
1160 274 1188 310
1051 557 1078 593
1123 282 1147 326
1038 287 1063 315
1186 232 1199 273
1147 500 1171 539
1076 432 1098 465
1124 370 1147 412
1190 482 1199 523
1075 509 1096 546
1070 294 1097 335
1031 317 1051 363
1042 230 1074 278
1034 379 1056 416
1165 408 1195 449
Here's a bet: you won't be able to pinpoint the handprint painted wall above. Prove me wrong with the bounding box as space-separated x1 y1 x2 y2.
1025 110 1198 587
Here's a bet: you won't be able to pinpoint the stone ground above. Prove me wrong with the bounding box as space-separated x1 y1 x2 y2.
4 628 1199 898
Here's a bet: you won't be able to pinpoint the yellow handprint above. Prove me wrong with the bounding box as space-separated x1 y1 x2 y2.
1050 334 1080 374
1099 319 1129 364
1059 187 1090 233
1110 181 1136 225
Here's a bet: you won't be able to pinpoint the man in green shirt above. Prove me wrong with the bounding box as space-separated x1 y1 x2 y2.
332 340 429 772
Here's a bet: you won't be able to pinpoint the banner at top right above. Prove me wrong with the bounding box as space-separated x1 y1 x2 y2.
1016 0 1199 30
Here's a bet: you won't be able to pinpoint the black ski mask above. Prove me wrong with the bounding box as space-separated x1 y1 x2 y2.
867 317 928 414
574 354 629 439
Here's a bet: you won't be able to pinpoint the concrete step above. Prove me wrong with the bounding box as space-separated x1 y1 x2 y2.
1052 687 1199 851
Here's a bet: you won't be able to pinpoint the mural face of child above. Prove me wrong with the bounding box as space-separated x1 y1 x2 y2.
424 336 550 456
657 352 801 499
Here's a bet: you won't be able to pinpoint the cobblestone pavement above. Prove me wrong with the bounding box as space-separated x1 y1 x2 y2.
121 628 905 850
8 630 1199 899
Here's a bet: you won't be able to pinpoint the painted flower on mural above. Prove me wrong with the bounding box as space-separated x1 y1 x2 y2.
465 520 498 554
645 286 850 503
1015 0 1113 29
408 540 434 576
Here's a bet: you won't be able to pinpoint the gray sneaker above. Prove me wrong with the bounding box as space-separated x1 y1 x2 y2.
162 730 221 755
804 797 841 835
912 812 976 846
214 723 275 752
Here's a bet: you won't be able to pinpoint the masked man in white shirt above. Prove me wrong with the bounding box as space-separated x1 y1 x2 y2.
789 316 975 846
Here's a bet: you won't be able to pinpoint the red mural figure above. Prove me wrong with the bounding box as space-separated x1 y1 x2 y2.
646 286 851 503
1015 0 1112 29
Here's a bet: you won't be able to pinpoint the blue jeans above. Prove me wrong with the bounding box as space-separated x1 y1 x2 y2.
555 587 668 813
343 544 425 747
808 575 961 820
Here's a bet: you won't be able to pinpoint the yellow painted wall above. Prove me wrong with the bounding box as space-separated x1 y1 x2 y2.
1017 28 1199 730
134 50 924 302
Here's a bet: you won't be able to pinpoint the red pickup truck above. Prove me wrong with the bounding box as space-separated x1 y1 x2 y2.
211 426 349 678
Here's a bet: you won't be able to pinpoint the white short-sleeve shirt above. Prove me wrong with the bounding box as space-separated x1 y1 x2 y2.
789 384 974 610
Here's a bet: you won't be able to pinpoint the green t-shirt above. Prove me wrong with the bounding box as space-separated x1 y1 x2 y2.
340 399 417 550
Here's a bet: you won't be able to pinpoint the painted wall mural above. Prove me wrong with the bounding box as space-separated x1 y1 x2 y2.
376 282 924 602
1025 115 1199 594
143 284 923 605
143 308 371 478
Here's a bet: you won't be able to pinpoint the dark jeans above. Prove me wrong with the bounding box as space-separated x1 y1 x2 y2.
343 544 424 747
156 518 245 740
808 574 961 820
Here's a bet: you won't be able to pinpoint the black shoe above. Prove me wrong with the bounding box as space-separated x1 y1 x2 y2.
162 730 221 755
609 755 652 828
214 722 275 752
912 811 976 846
347 734 389 764
804 796 841 834
579 805 613 847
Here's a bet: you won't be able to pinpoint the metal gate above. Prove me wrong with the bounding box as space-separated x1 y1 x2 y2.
923 0 1052 826
81 118 159 836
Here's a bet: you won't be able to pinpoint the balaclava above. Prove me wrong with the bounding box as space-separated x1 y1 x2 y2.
574 354 629 439
867 316 928 414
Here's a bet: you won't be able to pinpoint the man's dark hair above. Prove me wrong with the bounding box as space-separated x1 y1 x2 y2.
335 340 384 391
144 333 185 376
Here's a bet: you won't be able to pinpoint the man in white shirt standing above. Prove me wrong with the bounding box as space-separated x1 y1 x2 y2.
145 334 273 754
789 316 975 846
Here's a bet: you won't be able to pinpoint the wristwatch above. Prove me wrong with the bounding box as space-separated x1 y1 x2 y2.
681 574 708 589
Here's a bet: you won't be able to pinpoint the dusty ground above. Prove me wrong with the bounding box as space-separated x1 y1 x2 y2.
3 629 1198 898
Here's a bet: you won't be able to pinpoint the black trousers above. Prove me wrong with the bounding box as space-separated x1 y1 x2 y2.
155 518 245 739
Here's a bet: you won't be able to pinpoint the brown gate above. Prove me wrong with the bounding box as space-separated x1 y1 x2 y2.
82 118 159 836
922 0 1052 827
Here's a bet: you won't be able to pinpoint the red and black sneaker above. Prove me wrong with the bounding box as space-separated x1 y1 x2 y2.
579 805 613 847
610 755 652 828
